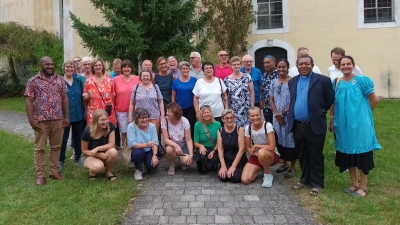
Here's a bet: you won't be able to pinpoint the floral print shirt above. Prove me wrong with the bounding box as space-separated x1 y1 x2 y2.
261 70 278 110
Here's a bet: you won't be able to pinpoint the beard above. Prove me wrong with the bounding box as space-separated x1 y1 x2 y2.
42 67 55 76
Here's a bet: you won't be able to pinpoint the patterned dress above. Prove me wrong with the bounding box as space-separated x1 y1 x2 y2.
83 75 117 126
224 74 252 127
270 79 295 148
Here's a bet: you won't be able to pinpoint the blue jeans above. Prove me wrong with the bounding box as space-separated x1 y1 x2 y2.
131 148 158 172
60 119 86 162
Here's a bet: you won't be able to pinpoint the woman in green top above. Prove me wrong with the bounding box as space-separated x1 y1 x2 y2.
194 105 221 174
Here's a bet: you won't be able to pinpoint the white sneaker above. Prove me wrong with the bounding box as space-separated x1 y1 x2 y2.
134 170 143 180
262 173 273 188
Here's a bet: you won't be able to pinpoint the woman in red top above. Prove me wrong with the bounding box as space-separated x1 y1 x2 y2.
83 58 117 126
114 60 141 144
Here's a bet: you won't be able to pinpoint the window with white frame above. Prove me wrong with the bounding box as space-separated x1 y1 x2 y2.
364 0 394 23
257 0 283 29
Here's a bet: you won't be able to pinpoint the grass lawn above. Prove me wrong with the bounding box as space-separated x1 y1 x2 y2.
0 97 25 113
0 130 140 225
282 100 400 225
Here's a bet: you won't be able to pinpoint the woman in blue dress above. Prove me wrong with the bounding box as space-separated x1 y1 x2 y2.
329 56 381 197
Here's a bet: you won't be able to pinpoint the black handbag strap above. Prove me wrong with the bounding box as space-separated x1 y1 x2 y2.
94 82 107 105
201 123 216 145
248 121 267 145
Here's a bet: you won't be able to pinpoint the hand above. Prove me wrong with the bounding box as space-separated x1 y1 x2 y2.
329 123 334 132
207 150 215 159
259 101 264 109
63 117 70 127
200 146 207 155
151 155 159 166
187 156 193 166
88 90 92 98
226 166 236 178
147 141 156 147
97 152 108 160
175 145 184 156
218 166 228 179
29 119 42 132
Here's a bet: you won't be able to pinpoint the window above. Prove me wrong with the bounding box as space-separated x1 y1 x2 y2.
364 0 394 23
257 0 283 29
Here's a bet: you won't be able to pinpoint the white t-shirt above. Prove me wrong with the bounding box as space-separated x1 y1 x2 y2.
328 65 362 81
245 122 279 155
192 78 227 117
288 65 322 77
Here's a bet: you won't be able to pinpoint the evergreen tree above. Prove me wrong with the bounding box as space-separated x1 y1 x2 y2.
70 0 212 66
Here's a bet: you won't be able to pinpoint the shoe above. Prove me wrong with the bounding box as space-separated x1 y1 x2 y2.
142 163 148 174
344 185 359 194
284 170 295 178
75 159 82 167
49 172 65 180
276 164 289 173
36 177 46 186
107 175 117 181
134 170 143 180
292 182 306 189
58 161 64 171
182 164 189 170
262 173 273 188
352 187 368 197
310 187 324 196
69 151 75 161
89 174 97 181
167 166 175 176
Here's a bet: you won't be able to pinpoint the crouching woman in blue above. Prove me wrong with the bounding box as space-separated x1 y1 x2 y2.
127 108 159 180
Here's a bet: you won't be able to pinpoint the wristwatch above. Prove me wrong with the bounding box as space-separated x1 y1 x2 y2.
189 154 193 157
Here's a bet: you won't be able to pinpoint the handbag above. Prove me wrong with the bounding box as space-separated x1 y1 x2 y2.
94 82 112 115
121 138 132 166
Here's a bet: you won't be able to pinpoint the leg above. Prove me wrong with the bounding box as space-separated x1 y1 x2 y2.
71 119 85 162
59 125 71 163
355 169 368 196
229 163 245 183
121 133 127 147
241 162 262 185
345 167 359 192
104 148 118 176
84 156 105 176
115 126 121 148
257 149 274 174
304 127 326 189
293 123 310 185
165 146 176 166
144 150 158 172
34 121 50 178
131 148 146 171
48 120 63 176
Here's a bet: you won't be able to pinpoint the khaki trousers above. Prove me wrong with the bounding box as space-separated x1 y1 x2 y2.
34 120 63 177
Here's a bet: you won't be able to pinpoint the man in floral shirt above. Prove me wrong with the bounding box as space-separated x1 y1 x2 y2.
25 56 70 186
260 55 278 123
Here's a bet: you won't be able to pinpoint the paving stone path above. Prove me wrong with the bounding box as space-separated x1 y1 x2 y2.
0 110 316 225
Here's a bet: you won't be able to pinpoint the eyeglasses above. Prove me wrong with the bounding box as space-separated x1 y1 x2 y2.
139 116 148 120
219 54 228 57
224 116 235 121
189 57 198 60
74 60 81 63
83 63 91 66
200 105 211 110
264 55 273 59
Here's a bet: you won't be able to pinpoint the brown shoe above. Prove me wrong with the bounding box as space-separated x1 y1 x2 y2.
49 172 65 180
36 177 46 186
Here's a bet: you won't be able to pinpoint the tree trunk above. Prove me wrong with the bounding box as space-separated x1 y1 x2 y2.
8 57 20 84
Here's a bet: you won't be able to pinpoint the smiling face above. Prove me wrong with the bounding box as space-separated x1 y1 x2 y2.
218 51 229 64
168 58 177 71
231 60 241 73
339 58 354 76
276 61 289 76
189 53 200 67
140 71 152 84
63 63 75 76
158 60 168 73
94 61 104 74
222 113 235 126
296 57 313 76
97 114 109 129
83 61 91 73
203 64 214 77
122 65 132 75
180 65 190 76
331 52 343 69
248 109 262 125
202 108 212 121
137 114 149 128
243 55 253 70
41 58 55 76
263 58 275 73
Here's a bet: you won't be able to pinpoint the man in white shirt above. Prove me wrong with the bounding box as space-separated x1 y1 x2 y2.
328 47 362 81
289 47 321 77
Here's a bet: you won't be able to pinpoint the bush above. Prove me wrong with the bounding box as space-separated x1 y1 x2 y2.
0 70 25 98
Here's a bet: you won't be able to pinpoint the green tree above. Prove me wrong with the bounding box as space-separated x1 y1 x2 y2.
201 0 256 57
70 0 212 65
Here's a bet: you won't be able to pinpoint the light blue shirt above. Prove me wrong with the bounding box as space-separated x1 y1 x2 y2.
294 73 312 121
240 66 263 103
127 123 159 152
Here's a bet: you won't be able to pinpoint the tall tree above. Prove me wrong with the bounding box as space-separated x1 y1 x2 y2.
201 0 256 57
70 0 212 66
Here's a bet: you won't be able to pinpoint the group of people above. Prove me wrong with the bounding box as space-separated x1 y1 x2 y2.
25 46 380 198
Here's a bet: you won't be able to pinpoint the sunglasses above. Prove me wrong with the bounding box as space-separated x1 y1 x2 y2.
200 105 211 110
219 54 228 57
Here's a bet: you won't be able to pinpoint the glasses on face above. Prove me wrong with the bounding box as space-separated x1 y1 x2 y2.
224 116 235 121
244 60 253 63
203 66 213 70
83 63 91 66
200 105 211 110
219 54 228 57
189 57 198 60
74 60 81 63
159 62 167 65
139 116 148 120
231 63 241 67
264 55 273 59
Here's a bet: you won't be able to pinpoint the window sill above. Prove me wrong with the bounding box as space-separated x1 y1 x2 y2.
358 21 397 29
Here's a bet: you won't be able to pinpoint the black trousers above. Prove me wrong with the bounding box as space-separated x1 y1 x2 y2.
219 161 245 183
293 121 326 189
115 126 121 147
263 108 273 124
182 106 196 139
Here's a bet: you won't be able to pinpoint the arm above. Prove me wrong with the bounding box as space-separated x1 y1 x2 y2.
248 81 255 107
158 99 165 118
329 103 335 132
193 95 200 119
369 92 379 110
193 123 207 155
245 136 255 156
184 128 194 156
62 92 70 127
171 90 176 103
96 130 115 151
217 129 228 178
128 99 135 123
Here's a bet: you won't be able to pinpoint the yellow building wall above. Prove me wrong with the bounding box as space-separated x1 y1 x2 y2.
247 0 400 97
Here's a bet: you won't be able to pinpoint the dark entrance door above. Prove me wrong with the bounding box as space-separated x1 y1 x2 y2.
254 47 287 74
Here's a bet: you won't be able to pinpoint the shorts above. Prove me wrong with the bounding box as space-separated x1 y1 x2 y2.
116 111 129 133
247 151 280 168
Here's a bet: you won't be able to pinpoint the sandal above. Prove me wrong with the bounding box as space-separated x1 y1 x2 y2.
107 175 117 181
310 187 323 196
344 185 359 194
168 166 175 176
292 182 306 190
89 174 97 181
284 170 295 178
352 187 368 197
276 164 289 173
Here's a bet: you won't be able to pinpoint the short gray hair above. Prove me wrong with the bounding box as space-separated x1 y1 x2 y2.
62 60 76 73
82 56 93 63
221 109 235 118
191 51 201 60
133 108 150 124
178 61 190 69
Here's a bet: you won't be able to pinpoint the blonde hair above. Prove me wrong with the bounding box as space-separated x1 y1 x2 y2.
90 58 106 75
230 56 241 64
198 105 215 124
89 109 110 138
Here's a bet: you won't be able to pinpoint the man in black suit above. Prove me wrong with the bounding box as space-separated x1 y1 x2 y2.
287 55 335 195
